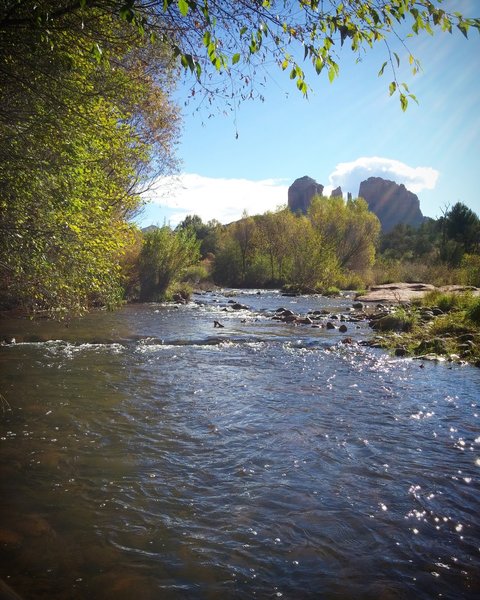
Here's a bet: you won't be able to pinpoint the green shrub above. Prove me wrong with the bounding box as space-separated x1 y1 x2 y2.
421 291 472 313
322 286 341 296
335 270 367 291
166 282 193 302
437 293 460 313
466 298 480 325
461 254 480 287
373 307 418 332
181 264 210 284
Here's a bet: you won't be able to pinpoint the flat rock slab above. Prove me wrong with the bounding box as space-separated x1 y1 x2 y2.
356 282 480 303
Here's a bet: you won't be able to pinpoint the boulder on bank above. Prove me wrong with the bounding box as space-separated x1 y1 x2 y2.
356 283 435 303
357 282 480 304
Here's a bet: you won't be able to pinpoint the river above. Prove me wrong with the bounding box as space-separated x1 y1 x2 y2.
0 290 479 599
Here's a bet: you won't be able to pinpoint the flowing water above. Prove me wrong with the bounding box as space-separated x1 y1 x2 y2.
0 290 479 599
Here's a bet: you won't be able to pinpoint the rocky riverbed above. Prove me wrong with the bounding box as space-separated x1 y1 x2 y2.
206 283 480 367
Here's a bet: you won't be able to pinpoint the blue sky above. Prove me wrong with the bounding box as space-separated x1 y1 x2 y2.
138 0 480 227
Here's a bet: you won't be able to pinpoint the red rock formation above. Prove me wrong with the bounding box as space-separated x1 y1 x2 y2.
288 176 324 214
358 177 424 232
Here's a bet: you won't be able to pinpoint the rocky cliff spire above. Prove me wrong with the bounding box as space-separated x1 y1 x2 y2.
288 176 324 214
358 177 424 232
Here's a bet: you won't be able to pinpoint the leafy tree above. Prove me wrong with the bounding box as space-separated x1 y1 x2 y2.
445 202 479 254
287 216 340 290
212 235 243 287
436 202 480 266
139 227 200 300
308 196 380 274
380 219 441 261
0 4 180 316
213 198 379 290
256 208 297 283
175 214 222 256
232 211 258 284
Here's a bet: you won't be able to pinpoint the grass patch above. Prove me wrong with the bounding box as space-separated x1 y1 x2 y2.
371 294 480 366
466 298 480 325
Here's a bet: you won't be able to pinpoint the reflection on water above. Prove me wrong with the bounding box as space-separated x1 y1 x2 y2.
1 291 479 599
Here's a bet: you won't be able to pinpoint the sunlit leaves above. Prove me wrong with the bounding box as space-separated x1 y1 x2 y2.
457 19 470 38
19 1 479 113
139 227 200 300
327 59 339 83
0 6 180 317
314 56 323 74
178 0 189 17
150 0 480 111
214 196 380 289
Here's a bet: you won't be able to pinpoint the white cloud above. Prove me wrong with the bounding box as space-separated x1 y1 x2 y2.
328 157 439 196
145 173 289 225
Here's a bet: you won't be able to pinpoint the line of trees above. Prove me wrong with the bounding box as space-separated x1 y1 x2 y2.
378 202 480 285
166 199 480 294
175 196 381 291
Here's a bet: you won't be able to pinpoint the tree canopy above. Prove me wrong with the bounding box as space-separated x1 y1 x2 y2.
0 1 180 316
2 1 479 112
139 226 200 301
212 197 380 289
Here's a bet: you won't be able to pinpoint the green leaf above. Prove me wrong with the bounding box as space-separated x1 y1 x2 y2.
400 93 408 112
232 53 240 65
178 0 189 16
91 43 103 63
409 93 419 105
393 52 400 67
378 61 387 77
314 57 323 74
327 60 339 83
457 21 469 38
119 7 135 23
389 81 396 96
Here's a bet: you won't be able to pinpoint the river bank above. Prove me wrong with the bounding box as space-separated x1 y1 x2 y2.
191 283 480 368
